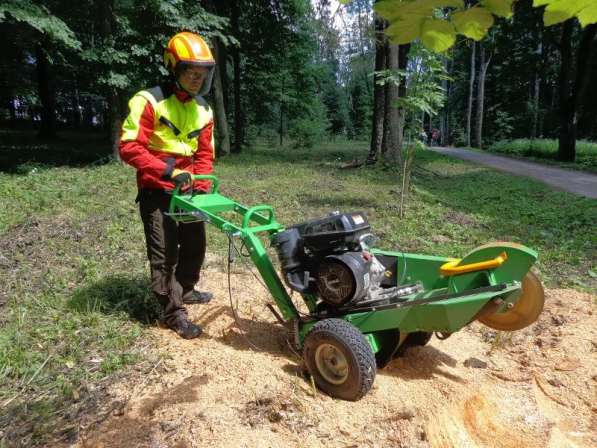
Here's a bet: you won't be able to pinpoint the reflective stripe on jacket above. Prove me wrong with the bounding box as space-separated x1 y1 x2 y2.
119 84 215 192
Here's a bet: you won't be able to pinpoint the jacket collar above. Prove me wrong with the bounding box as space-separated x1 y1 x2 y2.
173 84 192 102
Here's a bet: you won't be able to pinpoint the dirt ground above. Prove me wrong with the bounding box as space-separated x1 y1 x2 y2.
74 268 596 448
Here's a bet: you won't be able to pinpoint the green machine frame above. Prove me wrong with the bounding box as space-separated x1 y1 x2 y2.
168 175 543 400
170 175 537 341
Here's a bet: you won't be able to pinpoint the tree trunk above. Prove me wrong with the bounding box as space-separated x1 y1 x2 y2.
531 32 543 139
382 43 401 164
279 102 284 146
531 74 541 140
368 16 386 164
71 85 82 128
35 43 56 139
558 22 597 162
231 0 243 153
106 93 121 158
202 0 230 126
466 42 476 147
397 44 410 152
475 43 491 149
97 0 121 158
220 43 229 114
558 22 575 161
8 97 17 123
577 41 597 139
439 55 449 146
211 38 230 156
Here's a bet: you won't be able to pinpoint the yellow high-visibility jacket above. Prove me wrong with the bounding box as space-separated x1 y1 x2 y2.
119 84 215 191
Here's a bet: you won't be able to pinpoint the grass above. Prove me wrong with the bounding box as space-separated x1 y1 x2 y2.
0 133 596 445
487 138 597 173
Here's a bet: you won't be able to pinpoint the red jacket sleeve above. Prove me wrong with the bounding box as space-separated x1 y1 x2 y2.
192 119 215 191
119 96 170 179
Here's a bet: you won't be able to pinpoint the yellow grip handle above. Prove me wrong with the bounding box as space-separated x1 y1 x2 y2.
440 252 508 276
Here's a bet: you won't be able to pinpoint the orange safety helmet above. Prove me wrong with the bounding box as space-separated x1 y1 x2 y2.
164 32 216 95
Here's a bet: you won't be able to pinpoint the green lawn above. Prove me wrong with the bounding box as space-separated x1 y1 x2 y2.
1 138 595 445
487 138 597 173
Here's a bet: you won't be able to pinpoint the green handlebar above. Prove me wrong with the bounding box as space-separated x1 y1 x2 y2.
192 174 220 193
169 175 278 230
242 205 275 229
170 174 219 198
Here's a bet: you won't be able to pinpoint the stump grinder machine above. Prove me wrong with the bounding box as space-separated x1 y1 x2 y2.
169 176 544 400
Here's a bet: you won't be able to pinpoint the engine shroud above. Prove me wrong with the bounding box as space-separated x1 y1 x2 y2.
272 211 376 307
316 253 371 306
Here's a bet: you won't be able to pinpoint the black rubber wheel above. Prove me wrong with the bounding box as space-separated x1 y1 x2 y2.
303 318 376 401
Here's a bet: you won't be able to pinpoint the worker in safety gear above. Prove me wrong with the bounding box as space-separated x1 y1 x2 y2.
119 32 216 339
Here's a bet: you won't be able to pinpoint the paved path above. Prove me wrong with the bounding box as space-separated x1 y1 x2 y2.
428 147 597 199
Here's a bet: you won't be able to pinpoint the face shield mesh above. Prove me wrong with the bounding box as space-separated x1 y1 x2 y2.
198 66 215 96
176 62 216 96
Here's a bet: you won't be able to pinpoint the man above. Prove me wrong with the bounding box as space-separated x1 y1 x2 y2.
119 32 216 339
431 128 440 146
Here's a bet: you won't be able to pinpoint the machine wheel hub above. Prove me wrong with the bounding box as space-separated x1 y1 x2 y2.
314 343 349 385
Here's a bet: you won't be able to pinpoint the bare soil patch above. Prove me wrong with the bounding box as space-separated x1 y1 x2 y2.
71 270 595 448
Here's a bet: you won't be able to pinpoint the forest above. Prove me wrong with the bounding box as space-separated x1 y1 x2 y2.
1 1 596 447
2 0 596 166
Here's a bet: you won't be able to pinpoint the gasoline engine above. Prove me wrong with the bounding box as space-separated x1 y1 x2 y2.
271 212 419 309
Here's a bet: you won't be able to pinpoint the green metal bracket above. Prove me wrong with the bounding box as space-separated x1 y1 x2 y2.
168 175 299 321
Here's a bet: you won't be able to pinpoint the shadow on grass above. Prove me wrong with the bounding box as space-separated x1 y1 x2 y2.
68 275 160 324
1 393 83 446
0 129 113 173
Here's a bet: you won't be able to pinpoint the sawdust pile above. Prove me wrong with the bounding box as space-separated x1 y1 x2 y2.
76 269 596 448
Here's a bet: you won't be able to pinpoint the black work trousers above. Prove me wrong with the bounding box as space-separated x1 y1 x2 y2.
138 190 206 325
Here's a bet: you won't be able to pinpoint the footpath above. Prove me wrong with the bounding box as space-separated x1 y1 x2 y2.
428 147 597 199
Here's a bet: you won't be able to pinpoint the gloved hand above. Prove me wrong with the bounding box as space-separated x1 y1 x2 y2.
171 169 193 188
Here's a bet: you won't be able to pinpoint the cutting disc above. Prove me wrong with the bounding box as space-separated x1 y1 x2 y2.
478 272 544 331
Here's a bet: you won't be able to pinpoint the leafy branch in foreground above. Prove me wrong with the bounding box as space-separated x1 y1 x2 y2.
0 0 81 49
339 0 597 52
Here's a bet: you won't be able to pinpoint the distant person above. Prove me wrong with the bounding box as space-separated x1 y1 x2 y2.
431 128 440 146
119 32 216 339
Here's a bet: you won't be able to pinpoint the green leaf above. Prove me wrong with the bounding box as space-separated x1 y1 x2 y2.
386 17 425 44
543 0 594 26
375 0 464 21
532 0 557 6
481 0 515 18
374 0 405 21
421 18 456 52
452 7 495 40
578 2 597 26
0 0 80 49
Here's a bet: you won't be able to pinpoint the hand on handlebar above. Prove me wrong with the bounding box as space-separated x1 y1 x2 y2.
171 169 193 188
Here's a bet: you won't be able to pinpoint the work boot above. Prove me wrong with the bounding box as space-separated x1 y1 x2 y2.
167 314 203 339
182 290 214 305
